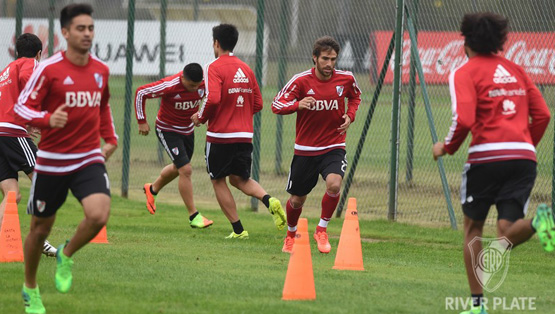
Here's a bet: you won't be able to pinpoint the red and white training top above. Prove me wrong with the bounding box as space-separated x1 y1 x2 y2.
272 68 362 156
197 54 263 143
15 51 118 175
135 72 205 135
0 57 37 137
444 54 550 164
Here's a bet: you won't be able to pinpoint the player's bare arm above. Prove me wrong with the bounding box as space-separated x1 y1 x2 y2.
49 104 69 128
337 114 351 135
138 122 150 136
298 96 315 110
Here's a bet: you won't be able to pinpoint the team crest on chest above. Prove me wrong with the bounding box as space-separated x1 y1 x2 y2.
94 73 103 88
336 85 344 97
198 88 205 98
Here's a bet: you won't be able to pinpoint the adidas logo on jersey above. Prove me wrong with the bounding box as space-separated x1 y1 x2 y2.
493 64 517 84
307 89 315 95
0 67 9 82
63 76 74 85
233 68 249 83
174 94 181 99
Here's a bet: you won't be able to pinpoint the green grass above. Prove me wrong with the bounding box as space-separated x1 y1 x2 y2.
1 188 554 313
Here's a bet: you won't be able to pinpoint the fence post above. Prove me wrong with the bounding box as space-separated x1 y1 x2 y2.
156 0 168 165
388 0 405 221
47 0 55 56
193 0 199 21
405 0 418 182
405 7 457 229
121 0 135 198
251 0 265 211
274 0 289 175
15 0 23 40
336 33 395 217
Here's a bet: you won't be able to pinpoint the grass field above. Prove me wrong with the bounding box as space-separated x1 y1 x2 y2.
1 187 554 313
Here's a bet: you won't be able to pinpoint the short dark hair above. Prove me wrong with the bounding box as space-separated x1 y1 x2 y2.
212 24 239 52
460 12 508 54
15 33 42 59
313 36 341 60
60 3 93 29
183 63 203 82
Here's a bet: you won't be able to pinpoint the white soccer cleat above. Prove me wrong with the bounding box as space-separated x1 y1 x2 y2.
42 240 57 257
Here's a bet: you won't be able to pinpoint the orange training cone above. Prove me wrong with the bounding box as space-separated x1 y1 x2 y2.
90 225 109 243
333 198 364 271
282 218 316 300
0 191 24 262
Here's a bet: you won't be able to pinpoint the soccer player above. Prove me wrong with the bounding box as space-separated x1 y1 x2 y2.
135 63 213 229
432 13 552 314
272 36 361 254
0 33 56 257
191 24 286 239
15 4 118 314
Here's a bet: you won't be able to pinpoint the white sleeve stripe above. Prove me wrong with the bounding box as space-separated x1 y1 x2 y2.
445 65 464 145
275 70 311 100
17 53 63 108
14 103 47 120
198 61 215 118
135 77 180 119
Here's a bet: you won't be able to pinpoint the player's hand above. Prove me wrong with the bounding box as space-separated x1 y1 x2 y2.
138 122 150 136
298 97 315 110
102 143 118 161
338 114 351 135
432 142 446 161
27 126 41 139
49 104 68 128
191 112 202 127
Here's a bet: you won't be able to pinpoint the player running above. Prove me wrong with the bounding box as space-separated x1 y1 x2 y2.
432 12 552 314
135 63 213 229
16 4 118 314
191 24 286 239
272 36 361 254
0 33 56 257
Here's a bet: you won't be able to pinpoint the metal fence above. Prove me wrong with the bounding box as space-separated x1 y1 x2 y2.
2 0 554 228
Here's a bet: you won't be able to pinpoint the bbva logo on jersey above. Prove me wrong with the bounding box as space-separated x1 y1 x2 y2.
307 99 339 111
174 100 202 110
65 91 102 107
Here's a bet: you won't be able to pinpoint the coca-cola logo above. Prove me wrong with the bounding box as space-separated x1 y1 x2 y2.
8 24 62 59
504 40 555 75
373 31 555 84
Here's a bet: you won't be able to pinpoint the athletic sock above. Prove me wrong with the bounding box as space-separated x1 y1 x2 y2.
150 185 158 196
262 194 271 208
287 225 297 238
189 212 199 221
231 220 244 234
319 190 340 230
471 294 483 307
316 225 327 233
286 199 302 229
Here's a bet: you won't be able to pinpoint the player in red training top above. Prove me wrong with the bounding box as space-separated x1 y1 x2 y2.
191 24 286 239
16 4 118 313
0 33 57 258
135 63 213 228
432 13 551 314
273 36 361 254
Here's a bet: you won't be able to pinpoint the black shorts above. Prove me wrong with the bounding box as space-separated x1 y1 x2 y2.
27 163 111 217
286 149 347 196
461 159 536 222
156 128 194 169
205 142 252 180
0 136 37 181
